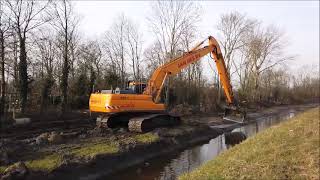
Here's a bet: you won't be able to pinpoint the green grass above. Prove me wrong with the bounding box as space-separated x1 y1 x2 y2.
25 154 62 172
71 141 119 158
180 107 320 180
70 133 159 158
0 166 6 173
0 153 62 173
134 133 159 144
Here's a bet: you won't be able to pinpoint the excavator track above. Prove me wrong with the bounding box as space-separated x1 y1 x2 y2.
128 114 181 133
96 112 149 129
96 112 181 133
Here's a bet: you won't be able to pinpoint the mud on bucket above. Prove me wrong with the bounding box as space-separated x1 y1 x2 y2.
223 106 246 123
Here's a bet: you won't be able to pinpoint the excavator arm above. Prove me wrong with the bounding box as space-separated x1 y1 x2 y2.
144 36 234 105
143 36 245 122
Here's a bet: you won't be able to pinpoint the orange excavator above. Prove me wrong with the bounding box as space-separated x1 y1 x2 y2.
89 36 246 132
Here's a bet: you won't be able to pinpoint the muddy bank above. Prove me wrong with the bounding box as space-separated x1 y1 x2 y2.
26 126 223 180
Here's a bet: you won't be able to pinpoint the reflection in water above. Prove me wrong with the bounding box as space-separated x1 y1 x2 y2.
106 110 297 180
234 110 296 137
157 135 228 180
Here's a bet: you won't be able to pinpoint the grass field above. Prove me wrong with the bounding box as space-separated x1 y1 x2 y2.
180 107 320 180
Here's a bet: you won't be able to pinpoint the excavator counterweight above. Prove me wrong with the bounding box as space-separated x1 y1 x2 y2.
89 36 246 133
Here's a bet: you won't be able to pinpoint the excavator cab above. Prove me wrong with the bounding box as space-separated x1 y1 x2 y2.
113 81 147 94
127 81 147 94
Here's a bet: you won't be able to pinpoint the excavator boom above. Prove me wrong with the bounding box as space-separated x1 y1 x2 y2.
143 36 234 105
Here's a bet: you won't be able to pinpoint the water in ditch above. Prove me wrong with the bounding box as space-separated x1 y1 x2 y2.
105 109 297 180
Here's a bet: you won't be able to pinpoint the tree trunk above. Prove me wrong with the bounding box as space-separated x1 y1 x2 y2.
40 74 53 114
197 67 201 111
165 52 174 108
61 53 69 113
0 32 5 119
253 72 260 102
132 57 136 81
121 57 124 88
61 0 69 114
61 39 68 113
13 36 19 89
19 37 28 113
187 66 191 104
89 67 96 94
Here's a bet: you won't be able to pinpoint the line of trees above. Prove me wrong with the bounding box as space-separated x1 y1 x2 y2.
0 0 318 121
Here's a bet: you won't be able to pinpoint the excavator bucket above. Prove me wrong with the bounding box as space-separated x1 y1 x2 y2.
223 105 246 123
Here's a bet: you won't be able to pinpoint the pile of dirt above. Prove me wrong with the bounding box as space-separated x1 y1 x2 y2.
35 132 64 145
86 127 112 137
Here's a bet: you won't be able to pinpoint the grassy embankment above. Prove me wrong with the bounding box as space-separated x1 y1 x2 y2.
180 107 320 180
0 132 159 173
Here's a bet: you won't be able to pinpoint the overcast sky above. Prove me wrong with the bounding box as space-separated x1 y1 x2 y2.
73 1 319 80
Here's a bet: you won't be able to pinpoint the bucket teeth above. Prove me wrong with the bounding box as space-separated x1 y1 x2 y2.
223 116 244 123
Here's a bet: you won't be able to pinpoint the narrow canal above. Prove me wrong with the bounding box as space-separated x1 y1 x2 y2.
103 108 297 180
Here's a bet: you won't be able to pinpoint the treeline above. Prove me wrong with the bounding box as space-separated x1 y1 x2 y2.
0 1 318 120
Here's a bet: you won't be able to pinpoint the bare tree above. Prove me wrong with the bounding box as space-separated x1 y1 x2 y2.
6 0 50 113
258 68 290 103
103 14 130 88
143 41 164 77
215 11 257 104
49 0 79 113
291 64 319 103
242 25 293 101
78 40 102 93
216 11 257 73
102 39 118 78
149 0 201 61
34 29 56 113
148 0 201 106
178 24 203 106
0 1 11 119
232 53 252 98
126 20 143 82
